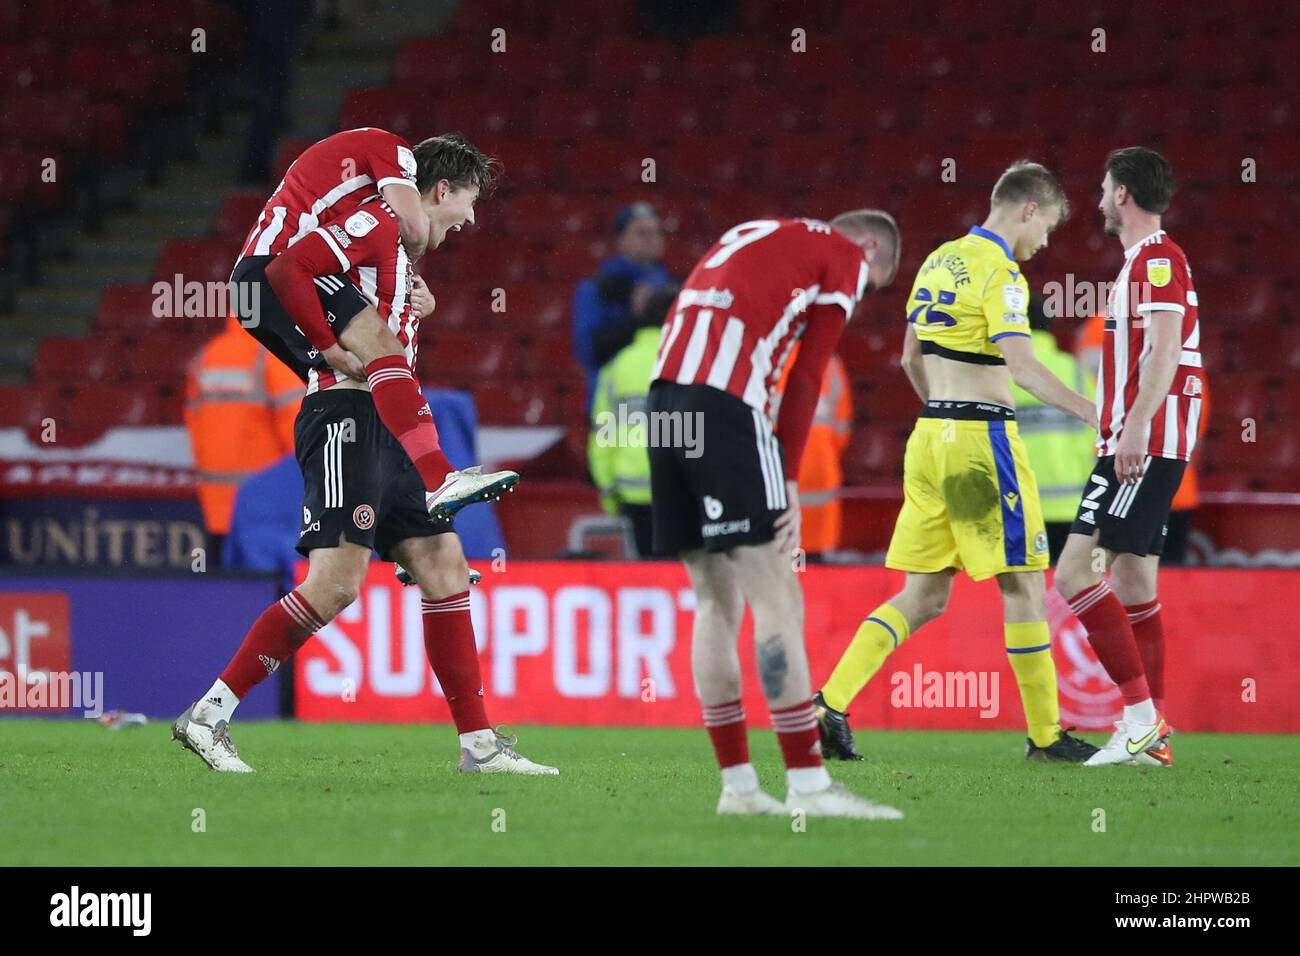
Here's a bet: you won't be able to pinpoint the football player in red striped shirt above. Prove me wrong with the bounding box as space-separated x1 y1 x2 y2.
1055 148 1206 767
232 130 518 522
648 211 903 818
173 146 556 776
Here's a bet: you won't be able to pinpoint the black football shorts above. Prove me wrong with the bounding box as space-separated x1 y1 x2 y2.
294 387 452 560
1069 454 1187 556
646 381 789 556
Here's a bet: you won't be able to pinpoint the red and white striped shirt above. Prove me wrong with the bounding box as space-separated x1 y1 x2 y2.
237 127 418 266
1097 229 1205 461
651 219 869 476
267 199 418 395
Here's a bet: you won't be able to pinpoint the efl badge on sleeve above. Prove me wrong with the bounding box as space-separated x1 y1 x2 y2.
1147 257 1172 288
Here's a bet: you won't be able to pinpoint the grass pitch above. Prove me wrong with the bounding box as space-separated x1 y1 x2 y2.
1 720 1295 866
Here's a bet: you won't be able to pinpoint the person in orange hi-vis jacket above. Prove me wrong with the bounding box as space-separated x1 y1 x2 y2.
774 350 853 557
1075 312 1206 564
185 314 304 561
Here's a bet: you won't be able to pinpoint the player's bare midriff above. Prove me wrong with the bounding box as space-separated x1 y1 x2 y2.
325 377 369 393
920 352 1016 410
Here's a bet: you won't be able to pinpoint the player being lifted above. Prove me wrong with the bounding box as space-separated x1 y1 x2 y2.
173 137 557 776
815 163 1101 764
649 211 903 818
1054 148 1204 767
231 127 519 529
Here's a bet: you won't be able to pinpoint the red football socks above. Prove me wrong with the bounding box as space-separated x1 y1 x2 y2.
1126 598 1166 712
771 701 823 769
1067 580 1151 705
422 591 490 733
220 589 326 698
365 355 454 491
702 700 749 769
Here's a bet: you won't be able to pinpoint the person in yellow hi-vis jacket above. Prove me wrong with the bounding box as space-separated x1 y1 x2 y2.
1009 295 1098 562
588 287 679 557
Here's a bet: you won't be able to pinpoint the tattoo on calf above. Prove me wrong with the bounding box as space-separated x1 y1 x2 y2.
757 635 789 699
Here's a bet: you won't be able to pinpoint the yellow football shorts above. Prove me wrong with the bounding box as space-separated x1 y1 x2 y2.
885 415 1050 581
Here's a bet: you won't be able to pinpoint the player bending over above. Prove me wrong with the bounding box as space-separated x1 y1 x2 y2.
173 167 556 776
231 128 518 526
649 212 903 818
816 163 1101 764
1053 148 1204 767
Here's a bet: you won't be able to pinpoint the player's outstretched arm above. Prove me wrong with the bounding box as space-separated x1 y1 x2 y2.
900 323 929 402
997 334 1094 426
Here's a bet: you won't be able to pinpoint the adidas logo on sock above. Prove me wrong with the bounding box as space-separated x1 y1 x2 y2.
206 696 223 706
259 654 281 675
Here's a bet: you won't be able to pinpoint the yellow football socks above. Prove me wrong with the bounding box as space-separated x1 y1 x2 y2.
821 603 911 713
1005 621 1060 748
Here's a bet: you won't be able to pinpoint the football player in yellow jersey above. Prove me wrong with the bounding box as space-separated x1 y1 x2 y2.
816 162 1102 762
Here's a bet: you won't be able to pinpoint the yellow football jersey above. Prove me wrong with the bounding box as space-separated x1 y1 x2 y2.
906 226 1031 361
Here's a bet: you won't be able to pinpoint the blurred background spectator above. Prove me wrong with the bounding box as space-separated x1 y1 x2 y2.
588 285 680 557
184 315 302 563
572 201 675 409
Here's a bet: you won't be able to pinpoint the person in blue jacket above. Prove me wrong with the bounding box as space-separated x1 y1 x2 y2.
572 202 675 409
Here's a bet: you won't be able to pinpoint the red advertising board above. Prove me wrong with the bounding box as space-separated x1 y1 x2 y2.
293 562 1299 733
0 592 71 711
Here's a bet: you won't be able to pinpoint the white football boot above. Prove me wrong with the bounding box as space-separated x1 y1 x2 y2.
172 703 255 773
427 465 520 522
458 728 559 776
785 781 904 820
1084 715 1170 766
717 786 785 816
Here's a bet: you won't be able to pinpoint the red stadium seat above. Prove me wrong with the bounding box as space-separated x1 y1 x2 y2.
153 238 241 287
842 425 908 483
214 191 267 241
394 38 486 88
662 134 764 191
625 85 720 139
33 337 112 384
531 89 622 141
97 284 167 335
682 37 773 89
556 138 654 192
474 379 573 426
587 38 676 89
501 283 571 331
427 91 533 140
416 330 516 387
488 138 558 193
337 87 419 140
760 137 858 187
130 333 208 387
67 384 163 428
0 384 42 428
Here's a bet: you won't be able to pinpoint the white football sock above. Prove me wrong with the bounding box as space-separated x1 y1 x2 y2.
786 765 831 795
1123 699 1158 726
194 679 238 725
721 763 759 794
460 728 496 755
